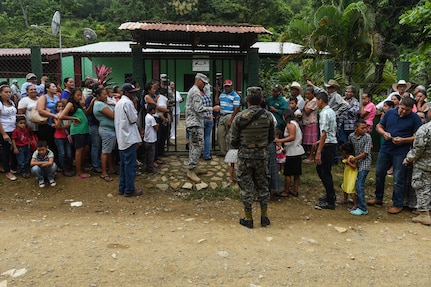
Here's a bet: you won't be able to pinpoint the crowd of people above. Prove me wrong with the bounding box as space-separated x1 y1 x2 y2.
0 73 185 197
2 71 431 227
184 75 430 228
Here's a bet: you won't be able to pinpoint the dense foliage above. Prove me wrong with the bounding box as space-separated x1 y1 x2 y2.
0 0 429 89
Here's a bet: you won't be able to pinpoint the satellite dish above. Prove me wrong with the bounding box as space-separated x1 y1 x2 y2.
51 11 61 36
83 28 97 41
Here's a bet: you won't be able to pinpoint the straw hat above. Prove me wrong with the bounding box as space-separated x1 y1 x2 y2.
392 80 411 91
324 79 340 89
290 81 303 93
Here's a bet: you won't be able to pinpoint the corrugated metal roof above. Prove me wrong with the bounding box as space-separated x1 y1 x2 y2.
251 42 304 54
0 48 60 57
119 22 272 35
0 42 316 57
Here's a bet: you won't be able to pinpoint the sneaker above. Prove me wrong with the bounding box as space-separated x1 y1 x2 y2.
350 208 368 216
49 179 56 187
315 201 335 210
39 180 45 188
261 216 271 227
366 199 383 206
239 218 253 229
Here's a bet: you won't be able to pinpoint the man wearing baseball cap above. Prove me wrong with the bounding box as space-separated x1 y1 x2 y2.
214 79 241 156
21 73 47 98
185 73 220 183
114 83 143 197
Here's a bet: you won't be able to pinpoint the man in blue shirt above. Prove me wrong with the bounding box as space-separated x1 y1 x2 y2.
215 79 241 156
367 97 422 214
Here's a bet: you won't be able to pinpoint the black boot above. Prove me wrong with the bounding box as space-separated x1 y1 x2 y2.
239 218 253 229
261 216 270 227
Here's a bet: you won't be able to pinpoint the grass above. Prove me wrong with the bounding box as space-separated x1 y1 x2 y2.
181 151 392 202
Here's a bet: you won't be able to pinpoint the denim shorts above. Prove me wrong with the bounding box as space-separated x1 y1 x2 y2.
99 128 117 153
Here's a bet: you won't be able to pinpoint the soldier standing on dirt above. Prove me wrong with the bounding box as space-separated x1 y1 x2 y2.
230 87 275 229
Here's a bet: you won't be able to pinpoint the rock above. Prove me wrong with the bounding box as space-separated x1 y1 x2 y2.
170 182 181 190
2 268 27 278
155 184 169 191
182 182 193 190
266 237 273 242
209 182 218 189
217 251 229 257
197 239 206 243
0 280 7 287
196 182 209 190
161 176 168 182
184 218 195 222
335 226 347 233
70 201 82 207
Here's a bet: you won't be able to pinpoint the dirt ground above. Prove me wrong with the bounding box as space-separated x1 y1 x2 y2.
1 161 431 287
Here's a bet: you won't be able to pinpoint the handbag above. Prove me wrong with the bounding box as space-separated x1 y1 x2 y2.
29 132 38 152
29 108 49 125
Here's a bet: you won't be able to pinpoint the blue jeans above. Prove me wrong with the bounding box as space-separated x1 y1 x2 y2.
316 144 337 204
16 146 31 174
54 138 72 169
355 170 369 211
203 118 213 159
119 144 137 195
375 151 406 208
89 125 101 169
31 163 57 181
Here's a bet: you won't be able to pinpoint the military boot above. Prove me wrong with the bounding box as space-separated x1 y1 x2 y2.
195 167 208 175
187 170 201 183
412 211 431 225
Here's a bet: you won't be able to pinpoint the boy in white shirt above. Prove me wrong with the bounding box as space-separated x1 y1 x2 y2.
144 103 159 173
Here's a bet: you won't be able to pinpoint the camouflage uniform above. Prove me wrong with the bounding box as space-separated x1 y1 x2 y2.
230 88 275 221
185 77 215 171
406 121 431 211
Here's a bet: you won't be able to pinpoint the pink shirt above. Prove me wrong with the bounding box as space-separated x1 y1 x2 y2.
363 102 376 127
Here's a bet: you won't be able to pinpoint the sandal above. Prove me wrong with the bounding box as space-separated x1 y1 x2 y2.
108 169 120 175
100 175 113 182
76 173 91 179
288 190 299 197
274 191 289 198
226 176 233 184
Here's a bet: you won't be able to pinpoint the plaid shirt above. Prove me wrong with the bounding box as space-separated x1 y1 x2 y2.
340 97 359 131
348 132 372 171
319 105 337 144
201 92 212 117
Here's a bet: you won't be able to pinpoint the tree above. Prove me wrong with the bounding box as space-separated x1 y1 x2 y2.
283 1 376 85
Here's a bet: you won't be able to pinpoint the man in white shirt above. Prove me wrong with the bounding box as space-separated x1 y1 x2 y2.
114 83 143 197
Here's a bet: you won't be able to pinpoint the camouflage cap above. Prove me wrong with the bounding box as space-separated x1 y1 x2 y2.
247 86 262 97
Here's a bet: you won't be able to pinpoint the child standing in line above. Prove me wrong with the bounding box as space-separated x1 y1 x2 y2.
12 116 31 178
53 101 74 176
30 140 57 188
340 142 358 210
348 119 372 216
224 131 238 185
288 97 303 124
144 103 158 173
275 129 286 172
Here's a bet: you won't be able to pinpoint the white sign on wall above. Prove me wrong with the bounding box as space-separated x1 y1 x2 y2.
192 59 210 71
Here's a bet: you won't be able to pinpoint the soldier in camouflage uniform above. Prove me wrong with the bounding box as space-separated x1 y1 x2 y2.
230 87 275 229
403 121 431 225
185 73 220 183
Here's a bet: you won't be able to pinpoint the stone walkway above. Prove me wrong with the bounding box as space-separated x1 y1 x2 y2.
136 152 233 192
